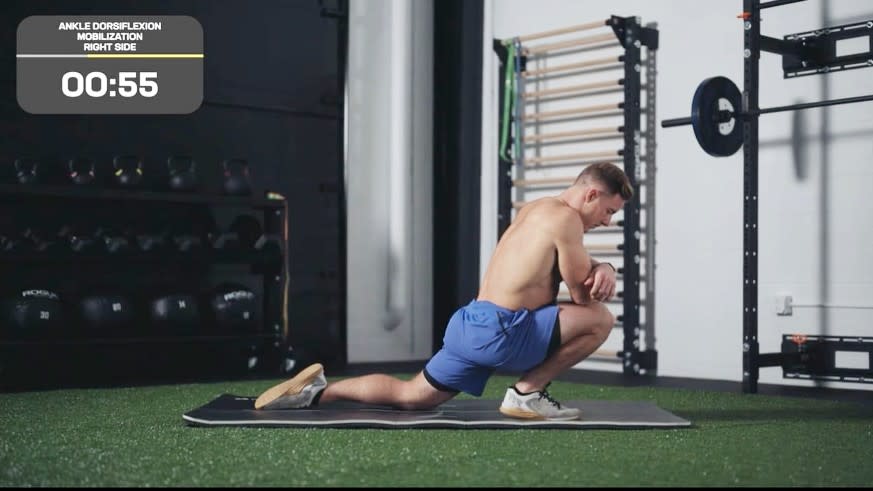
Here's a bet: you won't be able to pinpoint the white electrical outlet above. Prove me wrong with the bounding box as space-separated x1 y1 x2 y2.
775 294 793 316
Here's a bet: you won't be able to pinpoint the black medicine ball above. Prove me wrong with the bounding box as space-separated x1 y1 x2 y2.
150 294 200 332
210 285 257 331
80 295 133 329
3 289 63 335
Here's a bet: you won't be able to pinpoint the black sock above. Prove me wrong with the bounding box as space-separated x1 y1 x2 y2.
311 388 325 406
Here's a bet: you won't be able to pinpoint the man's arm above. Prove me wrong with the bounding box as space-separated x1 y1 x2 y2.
589 258 616 273
584 258 617 301
553 209 593 305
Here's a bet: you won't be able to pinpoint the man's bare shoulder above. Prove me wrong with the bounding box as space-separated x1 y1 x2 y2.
521 197 580 232
523 197 568 215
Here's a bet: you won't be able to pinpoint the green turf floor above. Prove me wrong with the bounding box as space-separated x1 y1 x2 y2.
1 374 871 487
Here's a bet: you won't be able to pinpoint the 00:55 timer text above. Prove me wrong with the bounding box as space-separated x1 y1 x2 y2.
61 71 158 98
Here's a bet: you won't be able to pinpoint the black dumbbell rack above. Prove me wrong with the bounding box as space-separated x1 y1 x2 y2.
0 183 288 390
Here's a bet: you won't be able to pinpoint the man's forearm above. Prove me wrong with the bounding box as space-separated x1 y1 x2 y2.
589 258 616 273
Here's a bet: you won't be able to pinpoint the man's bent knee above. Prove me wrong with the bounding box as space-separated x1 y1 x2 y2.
596 304 615 341
602 306 616 329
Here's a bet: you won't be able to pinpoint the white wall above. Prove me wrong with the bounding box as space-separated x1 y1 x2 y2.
483 0 873 389
345 0 433 362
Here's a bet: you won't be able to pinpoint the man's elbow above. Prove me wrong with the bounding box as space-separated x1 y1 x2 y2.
568 285 591 305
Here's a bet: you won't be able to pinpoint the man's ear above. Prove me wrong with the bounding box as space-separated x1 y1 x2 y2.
584 187 599 203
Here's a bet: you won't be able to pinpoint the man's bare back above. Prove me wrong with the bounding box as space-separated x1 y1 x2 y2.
477 197 592 311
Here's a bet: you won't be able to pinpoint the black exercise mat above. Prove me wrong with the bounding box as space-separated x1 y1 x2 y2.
183 394 691 429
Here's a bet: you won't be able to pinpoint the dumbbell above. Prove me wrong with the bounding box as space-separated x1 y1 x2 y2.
172 233 204 253
21 228 63 254
57 225 99 254
228 215 262 250
119 225 166 254
94 227 132 254
0 234 28 253
254 234 282 258
2 289 63 336
209 229 241 251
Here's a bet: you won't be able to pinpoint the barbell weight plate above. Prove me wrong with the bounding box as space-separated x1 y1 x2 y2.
691 76 744 157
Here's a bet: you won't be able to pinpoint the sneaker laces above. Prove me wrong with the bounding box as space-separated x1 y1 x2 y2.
538 384 562 409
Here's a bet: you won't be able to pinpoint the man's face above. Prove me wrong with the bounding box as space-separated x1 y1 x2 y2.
583 188 625 232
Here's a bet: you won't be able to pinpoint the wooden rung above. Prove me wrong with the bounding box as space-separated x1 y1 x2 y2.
556 295 624 305
513 176 575 187
523 33 619 56
522 56 622 77
586 243 623 252
522 79 622 99
523 126 623 143
523 156 623 169
516 19 610 43
589 349 620 360
523 103 622 122
525 150 621 165
512 201 625 216
585 225 626 234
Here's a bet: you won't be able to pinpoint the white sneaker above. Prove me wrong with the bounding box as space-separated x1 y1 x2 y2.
499 385 581 421
254 363 327 410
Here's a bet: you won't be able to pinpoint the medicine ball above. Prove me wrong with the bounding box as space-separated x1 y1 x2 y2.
80 294 133 330
150 294 200 332
3 289 63 336
209 284 257 332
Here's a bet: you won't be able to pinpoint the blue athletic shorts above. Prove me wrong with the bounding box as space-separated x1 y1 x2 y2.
423 300 560 396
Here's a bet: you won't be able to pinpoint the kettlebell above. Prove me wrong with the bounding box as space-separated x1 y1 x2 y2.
167 155 197 192
222 159 251 196
113 155 143 189
14 158 40 185
68 157 96 186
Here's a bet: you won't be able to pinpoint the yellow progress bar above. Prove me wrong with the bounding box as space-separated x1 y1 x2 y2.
86 54 204 59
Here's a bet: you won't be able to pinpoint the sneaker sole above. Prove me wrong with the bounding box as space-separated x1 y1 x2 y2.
499 406 581 421
254 363 324 410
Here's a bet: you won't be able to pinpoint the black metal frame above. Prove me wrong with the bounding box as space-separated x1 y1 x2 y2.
493 16 659 376
766 19 873 78
743 0 873 392
742 0 763 394
617 17 644 376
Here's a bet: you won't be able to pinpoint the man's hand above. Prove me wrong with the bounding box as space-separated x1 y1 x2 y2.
583 263 616 302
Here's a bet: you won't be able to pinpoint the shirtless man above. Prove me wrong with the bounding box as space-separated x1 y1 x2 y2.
254 162 633 421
